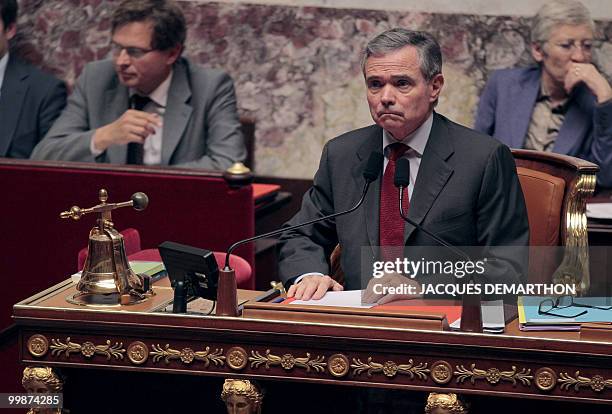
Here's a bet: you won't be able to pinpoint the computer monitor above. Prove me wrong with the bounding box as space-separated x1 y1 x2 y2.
158 241 219 301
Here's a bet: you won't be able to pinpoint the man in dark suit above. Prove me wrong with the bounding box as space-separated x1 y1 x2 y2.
278 28 529 302
31 0 245 170
0 0 66 159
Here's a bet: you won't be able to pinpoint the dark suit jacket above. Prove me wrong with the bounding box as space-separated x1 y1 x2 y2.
474 66 612 187
31 58 245 170
278 113 529 290
0 55 66 158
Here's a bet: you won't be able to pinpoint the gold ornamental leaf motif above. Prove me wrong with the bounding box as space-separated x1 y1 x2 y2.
50 337 81 357
559 371 612 393
249 350 281 369
150 344 225 367
248 350 326 372
27 335 49 358
49 337 125 361
454 364 532 386
351 357 429 379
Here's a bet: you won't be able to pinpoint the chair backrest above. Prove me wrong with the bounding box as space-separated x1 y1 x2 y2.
512 149 598 292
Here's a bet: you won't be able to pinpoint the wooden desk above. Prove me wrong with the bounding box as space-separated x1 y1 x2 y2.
13 281 612 411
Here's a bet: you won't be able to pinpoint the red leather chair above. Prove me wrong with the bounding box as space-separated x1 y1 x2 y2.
77 228 253 289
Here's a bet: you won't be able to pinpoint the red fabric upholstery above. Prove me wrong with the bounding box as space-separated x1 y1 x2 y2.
129 249 252 289
77 228 141 271
516 167 566 283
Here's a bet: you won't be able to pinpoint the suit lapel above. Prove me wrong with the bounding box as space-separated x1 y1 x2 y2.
553 86 591 155
161 60 192 164
405 113 454 241
103 79 130 164
509 69 540 148
355 126 383 257
0 57 28 156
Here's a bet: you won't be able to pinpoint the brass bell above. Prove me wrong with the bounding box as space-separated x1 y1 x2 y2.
61 189 154 306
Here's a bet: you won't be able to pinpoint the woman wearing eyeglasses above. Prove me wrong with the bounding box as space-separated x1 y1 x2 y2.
474 0 612 188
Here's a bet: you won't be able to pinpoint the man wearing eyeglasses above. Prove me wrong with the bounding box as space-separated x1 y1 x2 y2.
474 0 612 187
31 0 245 170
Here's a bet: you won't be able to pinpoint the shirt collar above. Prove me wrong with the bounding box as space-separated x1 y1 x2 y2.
382 112 433 157
130 69 173 107
0 52 9 88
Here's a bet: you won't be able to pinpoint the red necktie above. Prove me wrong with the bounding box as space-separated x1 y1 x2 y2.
379 142 409 261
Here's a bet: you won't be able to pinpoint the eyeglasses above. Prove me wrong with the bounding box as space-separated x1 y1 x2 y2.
550 39 601 54
110 42 154 59
538 295 612 319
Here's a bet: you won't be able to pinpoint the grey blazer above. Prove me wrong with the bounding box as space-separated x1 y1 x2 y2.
31 58 245 169
0 55 66 158
278 113 529 290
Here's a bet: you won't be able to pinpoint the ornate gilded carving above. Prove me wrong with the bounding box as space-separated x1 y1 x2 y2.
22 367 65 414
454 364 532 386
22 367 63 392
150 344 225 366
221 379 263 414
50 337 125 360
226 347 248 370
431 360 453 385
425 392 468 414
327 354 350 378
559 371 612 392
127 341 149 365
27 335 49 358
351 357 429 379
551 173 596 295
249 350 326 373
535 367 557 391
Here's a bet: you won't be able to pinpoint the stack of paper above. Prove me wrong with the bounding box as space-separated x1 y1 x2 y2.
518 296 612 331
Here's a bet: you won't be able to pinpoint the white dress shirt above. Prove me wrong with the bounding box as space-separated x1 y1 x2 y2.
91 69 173 165
0 52 9 100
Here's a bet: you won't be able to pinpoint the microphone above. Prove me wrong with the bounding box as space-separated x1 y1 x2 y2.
215 151 385 316
394 158 482 332
394 158 470 261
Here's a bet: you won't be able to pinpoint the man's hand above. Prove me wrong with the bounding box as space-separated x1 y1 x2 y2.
93 109 162 152
287 275 343 301
363 272 422 304
565 63 612 103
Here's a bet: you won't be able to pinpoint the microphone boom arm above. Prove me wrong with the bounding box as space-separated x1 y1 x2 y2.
224 181 372 269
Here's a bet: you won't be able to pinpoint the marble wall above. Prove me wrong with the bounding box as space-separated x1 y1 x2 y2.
13 0 612 178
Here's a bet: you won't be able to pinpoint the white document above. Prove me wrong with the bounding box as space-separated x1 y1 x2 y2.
587 203 612 219
290 290 375 308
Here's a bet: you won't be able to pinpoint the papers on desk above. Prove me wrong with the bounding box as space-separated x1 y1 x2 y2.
518 296 612 331
290 290 375 308
586 202 612 219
